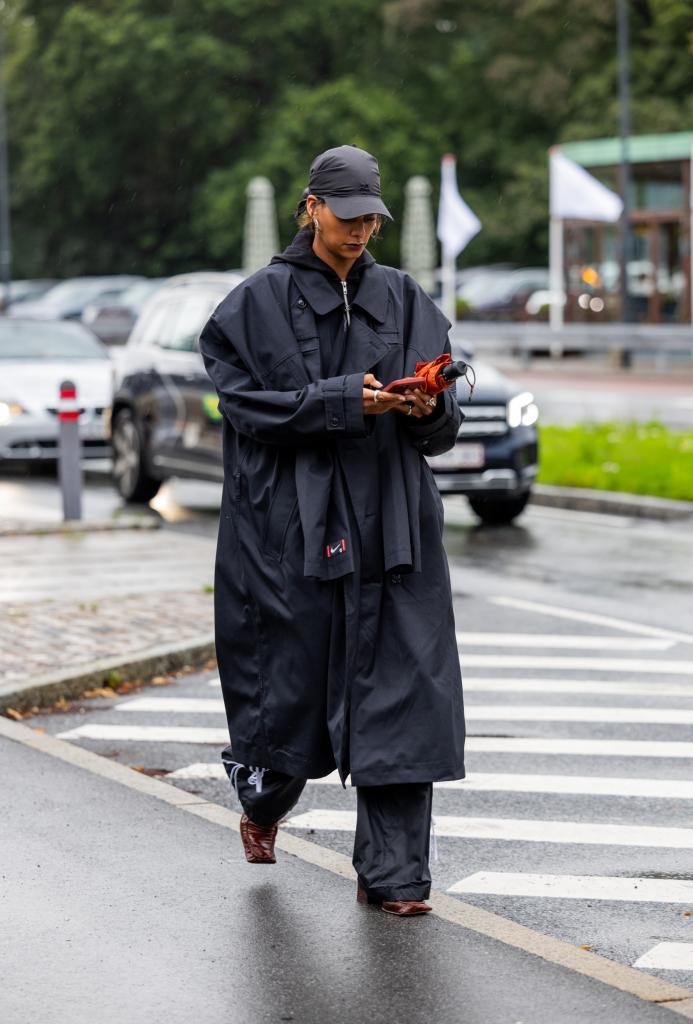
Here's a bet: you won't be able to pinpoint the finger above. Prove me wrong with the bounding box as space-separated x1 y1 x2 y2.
403 390 429 414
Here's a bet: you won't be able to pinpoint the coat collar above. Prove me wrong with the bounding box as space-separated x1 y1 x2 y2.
288 262 390 324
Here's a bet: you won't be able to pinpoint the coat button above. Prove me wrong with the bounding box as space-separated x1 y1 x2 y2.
330 416 339 427
391 573 402 584
297 298 306 309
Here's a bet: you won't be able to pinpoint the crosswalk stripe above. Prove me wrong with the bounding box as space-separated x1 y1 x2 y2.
283 810 693 848
206 674 693 697
456 633 673 651
56 724 228 743
55 724 693 759
467 737 693 758
467 706 693 725
447 873 693 904
115 697 693 726
166 763 693 799
116 698 225 713
463 678 693 697
462 655 693 674
55 725 693 758
490 596 693 647
634 944 693 970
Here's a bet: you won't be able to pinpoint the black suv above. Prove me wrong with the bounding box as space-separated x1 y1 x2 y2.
110 273 538 524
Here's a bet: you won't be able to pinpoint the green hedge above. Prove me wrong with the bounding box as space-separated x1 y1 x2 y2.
537 422 693 502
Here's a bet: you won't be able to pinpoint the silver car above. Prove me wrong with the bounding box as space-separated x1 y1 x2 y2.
0 319 112 462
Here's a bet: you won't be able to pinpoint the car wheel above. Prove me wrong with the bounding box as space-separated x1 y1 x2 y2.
111 407 162 503
468 491 531 525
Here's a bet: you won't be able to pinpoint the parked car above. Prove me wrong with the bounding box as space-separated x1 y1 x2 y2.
110 272 538 524
460 267 550 320
7 275 143 322
0 319 112 462
2 279 57 309
81 279 165 345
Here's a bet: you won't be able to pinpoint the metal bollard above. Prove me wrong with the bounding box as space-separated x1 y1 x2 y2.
58 379 83 521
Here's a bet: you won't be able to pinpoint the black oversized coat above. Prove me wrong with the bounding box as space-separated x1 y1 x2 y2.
199 231 466 785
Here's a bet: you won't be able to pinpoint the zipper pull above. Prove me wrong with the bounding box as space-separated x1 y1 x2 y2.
341 280 351 327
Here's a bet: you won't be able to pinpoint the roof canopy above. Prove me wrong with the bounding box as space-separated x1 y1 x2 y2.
557 132 693 168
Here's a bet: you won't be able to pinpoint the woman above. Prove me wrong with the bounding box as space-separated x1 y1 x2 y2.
199 145 466 917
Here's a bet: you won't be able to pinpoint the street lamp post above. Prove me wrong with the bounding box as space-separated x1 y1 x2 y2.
0 11 11 310
617 0 632 333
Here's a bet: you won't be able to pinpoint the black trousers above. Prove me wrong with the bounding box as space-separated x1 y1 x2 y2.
222 750 433 902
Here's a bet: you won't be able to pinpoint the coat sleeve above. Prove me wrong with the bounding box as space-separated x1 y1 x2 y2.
199 315 368 445
399 275 464 457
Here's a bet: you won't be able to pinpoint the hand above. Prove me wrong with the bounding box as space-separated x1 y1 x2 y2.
363 373 408 416
394 388 438 420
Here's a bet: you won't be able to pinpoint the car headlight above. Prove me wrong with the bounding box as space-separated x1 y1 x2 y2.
507 391 538 428
0 401 27 426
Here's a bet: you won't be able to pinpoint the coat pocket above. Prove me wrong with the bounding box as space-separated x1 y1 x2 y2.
262 476 299 562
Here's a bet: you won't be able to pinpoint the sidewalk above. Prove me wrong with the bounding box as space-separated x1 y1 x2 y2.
0 526 216 711
2 720 689 1024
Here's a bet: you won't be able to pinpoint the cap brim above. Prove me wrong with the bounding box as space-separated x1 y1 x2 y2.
323 195 393 221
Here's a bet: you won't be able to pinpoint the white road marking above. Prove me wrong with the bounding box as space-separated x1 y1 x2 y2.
467 705 693 725
467 736 693 758
462 654 693 675
490 596 693 647
634 944 693 970
448 873 693 904
117 697 693 725
457 633 673 651
284 810 693 848
168 763 693 799
116 697 225 713
56 724 228 744
464 677 693 697
210 674 693 697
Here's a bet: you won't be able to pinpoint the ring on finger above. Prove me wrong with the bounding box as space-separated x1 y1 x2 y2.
373 390 382 403
425 397 436 407
406 404 414 416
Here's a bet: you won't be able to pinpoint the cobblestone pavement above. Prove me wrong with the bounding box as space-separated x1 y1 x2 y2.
0 529 216 691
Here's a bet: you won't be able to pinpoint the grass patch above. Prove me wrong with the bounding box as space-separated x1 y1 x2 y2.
537 421 693 501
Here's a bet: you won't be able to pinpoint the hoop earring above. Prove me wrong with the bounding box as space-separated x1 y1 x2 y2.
313 218 320 232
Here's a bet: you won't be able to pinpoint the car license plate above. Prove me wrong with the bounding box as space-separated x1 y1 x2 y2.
427 443 485 471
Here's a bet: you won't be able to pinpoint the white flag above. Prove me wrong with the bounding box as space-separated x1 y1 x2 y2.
550 149 623 222
437 154 481 259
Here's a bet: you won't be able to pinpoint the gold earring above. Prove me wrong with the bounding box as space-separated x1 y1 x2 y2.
313 218 320 232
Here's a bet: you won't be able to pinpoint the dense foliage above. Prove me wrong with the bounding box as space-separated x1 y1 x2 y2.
4 0 693 277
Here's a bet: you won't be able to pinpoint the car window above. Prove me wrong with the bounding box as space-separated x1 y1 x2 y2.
134 300 172 348
158 292 219 352
0 320 108 359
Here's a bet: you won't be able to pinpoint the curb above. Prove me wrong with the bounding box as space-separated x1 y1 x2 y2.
0 515 161 537
531 483 693 521
0 634 215 714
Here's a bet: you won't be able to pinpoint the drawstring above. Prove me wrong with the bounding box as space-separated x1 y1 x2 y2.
430 814 439 863
221 755 267 796
247 766 266 794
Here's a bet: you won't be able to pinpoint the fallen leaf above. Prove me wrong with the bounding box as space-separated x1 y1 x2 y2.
683 911 693 917
31 726 46 734
5 708 23 720
579 945 593 951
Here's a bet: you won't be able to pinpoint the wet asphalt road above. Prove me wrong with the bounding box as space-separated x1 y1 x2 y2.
12 470 693 996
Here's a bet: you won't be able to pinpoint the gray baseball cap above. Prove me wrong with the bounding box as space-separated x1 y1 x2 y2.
307 145 393 220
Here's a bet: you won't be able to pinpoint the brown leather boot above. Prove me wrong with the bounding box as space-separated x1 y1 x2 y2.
240 814 278 864
357 885 432 916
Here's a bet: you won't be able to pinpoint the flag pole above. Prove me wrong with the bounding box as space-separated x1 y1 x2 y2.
549 216 564 334
441 249 456 324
